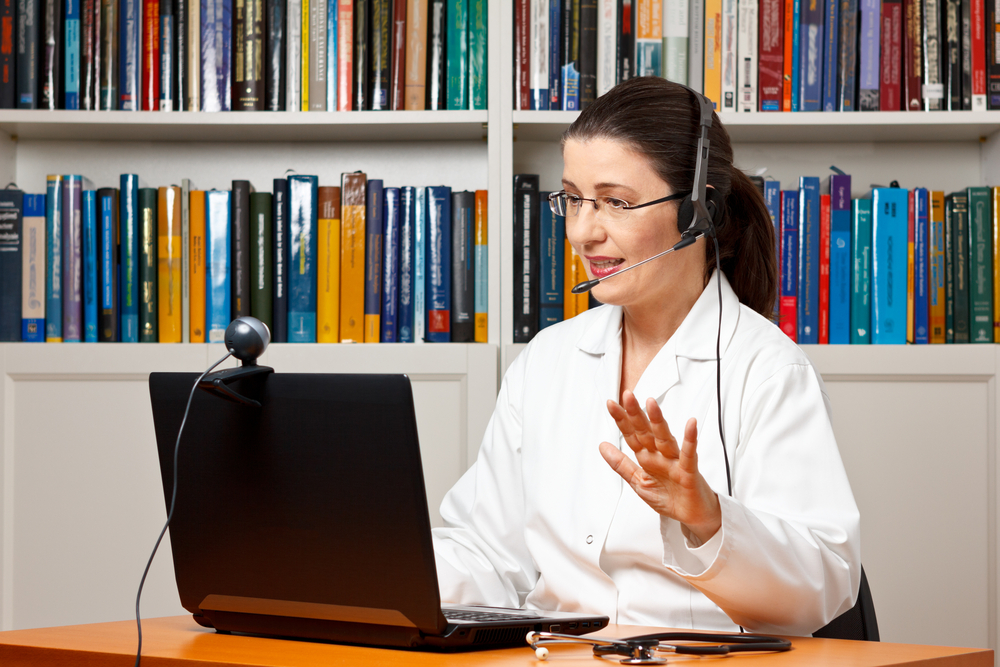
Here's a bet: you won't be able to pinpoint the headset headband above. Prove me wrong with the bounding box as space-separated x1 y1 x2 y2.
682 86 716 239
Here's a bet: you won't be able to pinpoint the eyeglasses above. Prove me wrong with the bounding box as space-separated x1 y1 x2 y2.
547 190 690 222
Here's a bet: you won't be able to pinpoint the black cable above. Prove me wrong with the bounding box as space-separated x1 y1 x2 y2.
713 233 731 498
134 352 232 667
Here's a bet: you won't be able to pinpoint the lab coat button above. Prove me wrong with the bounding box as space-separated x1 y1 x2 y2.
586 535 594 544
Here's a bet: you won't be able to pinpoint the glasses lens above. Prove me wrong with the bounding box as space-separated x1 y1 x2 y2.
548 193 566 216
598 197 629 221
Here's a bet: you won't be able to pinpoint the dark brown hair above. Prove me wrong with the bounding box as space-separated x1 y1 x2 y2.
562 76 778 318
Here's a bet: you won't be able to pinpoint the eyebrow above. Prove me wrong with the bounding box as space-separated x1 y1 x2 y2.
561 179 640 197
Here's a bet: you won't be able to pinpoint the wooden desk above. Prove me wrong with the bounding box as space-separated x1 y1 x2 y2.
0 615 993 667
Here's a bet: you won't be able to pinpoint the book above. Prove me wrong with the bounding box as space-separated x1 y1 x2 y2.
636 0 663 78
160 0 175 110
737 0 758 111
945 0 960 108
85 189 105 343
967 186 992 342
704 0 722 107
308 0 328 109
157 185 182 342
781 0 793 108
663 0 688 86
337 0 352 110
689 0 704 92
231 180 252 318
327 0 338 110
539 191 565 330
913 188 929 343
902 0 922 110
561 0 579 109
944 191 955 340
925 0 944 109
990 0 1000 108
120 0 140 108
971 0 986 109
850 198 872 344
389 0 404 109
821 0 838 110
185 0 198 109
878 0 901 110
404 0 427 109
138 187 158 342
829 174 850 344
286 0 301 110
515 0 530 110
65 0 81 109
44 176 62 342
119 174 139 341
578 0 597 106
514 174 539 343
339 171 366 342
837 0 857 109
189 189 206 342
201 0 232 111
317 185 340 342
399 186 416 342
265 0 284 109
364 178 384 342
142 0 160 111
789 0 801 109
948 190 969 341
759 0 781 110
426 185 452 342
96 187 118 342
531 0 550 109
994 187 1000 340
779 189 798 341
205 189 231 343
764 179 781 318
180 178 191 341
906 189 914 341
234 0 265 110
17 0 40 108
871 187 908 344
960 0 971 108
62 175 83 343
21 194 45 342
354 0 370 109
797 0 823 111
41 0 63 109
414 186 426 341
929 190 945 343
469 0 486 108
174 0 186 109
0 188 22 340
288 174 318 342
798 176 819 344
858 0 880 109
249 192 273 332
301 0 308 110
382 187 401 342
819 193 830 344
474 189 488 343
446 0 467 109
450 190 474 342
271 178 288 342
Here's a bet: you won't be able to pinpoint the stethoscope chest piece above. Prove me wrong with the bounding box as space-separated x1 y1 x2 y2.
595 639 668 665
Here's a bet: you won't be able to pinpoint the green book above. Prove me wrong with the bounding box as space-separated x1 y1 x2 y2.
850 198 872 344
944 195 955 343
250 192 273 332
446 0 468 110
468 0 486 109
949 191 970 343
967 186 994 343
138 187 158 343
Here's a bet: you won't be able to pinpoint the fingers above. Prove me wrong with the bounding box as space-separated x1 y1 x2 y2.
678 417 700 473
644 398 680 458
599 441 642 483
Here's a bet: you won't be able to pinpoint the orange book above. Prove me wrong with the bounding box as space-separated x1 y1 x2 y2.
404 0 428 109
339 172 367 342
929 190 945 343
157 186 182 342
993 187 1000 343
317 186 342 343
781 0 794 111
703 0 723 109
564 240 589 319
474 189 488 342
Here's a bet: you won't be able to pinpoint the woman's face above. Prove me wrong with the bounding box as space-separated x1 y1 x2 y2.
561 137 706 310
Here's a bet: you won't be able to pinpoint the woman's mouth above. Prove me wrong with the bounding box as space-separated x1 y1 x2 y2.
588 257 625 278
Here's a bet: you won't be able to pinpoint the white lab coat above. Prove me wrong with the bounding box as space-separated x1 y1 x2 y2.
432 271 861 636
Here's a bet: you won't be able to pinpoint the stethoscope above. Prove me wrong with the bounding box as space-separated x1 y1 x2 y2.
526 630 793 664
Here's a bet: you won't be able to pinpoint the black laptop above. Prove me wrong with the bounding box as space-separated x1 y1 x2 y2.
148 371 607 649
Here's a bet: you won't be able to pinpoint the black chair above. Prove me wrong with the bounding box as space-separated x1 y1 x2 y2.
812 567 879 641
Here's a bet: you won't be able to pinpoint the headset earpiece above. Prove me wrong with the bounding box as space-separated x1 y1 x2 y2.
676 187 726 236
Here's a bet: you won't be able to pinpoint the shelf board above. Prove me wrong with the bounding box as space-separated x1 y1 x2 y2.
512 110 1000 143
0 110 490 143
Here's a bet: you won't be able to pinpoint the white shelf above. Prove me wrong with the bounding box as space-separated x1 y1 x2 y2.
0 110 490 143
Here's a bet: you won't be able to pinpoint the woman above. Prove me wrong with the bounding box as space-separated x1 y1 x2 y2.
431 77 860 636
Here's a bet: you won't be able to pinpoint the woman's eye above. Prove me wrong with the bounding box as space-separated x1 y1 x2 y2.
604 198 628 210
565 194 582 205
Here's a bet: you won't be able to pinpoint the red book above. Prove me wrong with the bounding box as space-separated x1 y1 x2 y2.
759 0 783 110
390 0 406 109
516 0 530 110
781 0 794 111
819 194 830 344
337 0 354 111
972 0 987 108
879 0 902 110
142 0 160 110
779 297 797 341
903 0 922 110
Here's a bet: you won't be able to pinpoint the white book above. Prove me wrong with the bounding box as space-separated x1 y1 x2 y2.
287 0 302 112
736 0 758 111
181 179 191 342
688 0 704 92
597 0 617 96
663 0 689 84
531 0 549 109
720 0 738 110
188 0 200 110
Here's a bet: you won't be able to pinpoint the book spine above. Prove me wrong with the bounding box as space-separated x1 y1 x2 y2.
515 0 529 109
579 0 597 105
82 190 97 341
142 0 160 110
175 0 186 109
829 174 851 344
879 0 902 109
782 0 793 108
235 0 264 109
205 189 231 342
599 0 619 95
186 0 198 109
946 0 961 108
563 239 576 319
837 0 857 109
663 0 687 85
389 0 404 108
636 0 662 78
513 174 540 343
337 0 352 109
189 189 205 342
42 0 63 108
317 186 340 341
450 190 474 342
788 0 800 109
720 0 735 110
119 0 139 108
65 0 80 108
858 0 880 109
231 180 251 318
797 176 819 344
45 177 62 341
764 179 781 319
286 0 300 110
0 190 22 340
779 189 797 341
531 0 550 109
961 0 972 107
382 187 401 342
399 186 415 342
819 193 830 344
21 195 45 341
118 175 138 340
414 186 426 341
157 186 181 342
446 0 468 109
426 185 452 342
925 0 944 109
180 179 189 340
364 178 384 342
930 190 946 342
561 0 579 109
972 0 986 107
271 178 288 341
944 193 955 340
266 0 285 109
288 175 318 342
704 0 722 107
469 0 486 108
737 0 758 111
202 0 220 110
248 192 273 332
549 0 561 106
222 0 232 109
539 191 565 330
137 187 158 342
797 0 824 111
951 191 970 340
17 0 39 108
81 0 95 109
327 0 336 109
871 187 908 344
354 0 369 109
989 0 1000 107
62 176 83 342
967 186 993 342
308 0 327 109
96 188 118 341
474 189 488 342
689 0 704 92
914 188 930 343
851 199 872 344
404 0 426 109
301 0 308 109
995 188 1000 340
906 188 915 341
160 0 175 110
902 0 922 109
339 171 366 342
821 0 838 110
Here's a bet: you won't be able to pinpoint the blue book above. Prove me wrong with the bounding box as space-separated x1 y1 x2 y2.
98 189 119 342
206 190 231 342
913 188 930 344
21 194 46 342
857 0 880 109
780 190 799 340
381 187 401 342
222 0 232 110
82 190 97 342
790 0 803 111
327 0 337 109
119 0 140 109
365 179 384 342
829 174 851 344
850 199 872 344
45 175 63 341
414 187 427 342
822 0 839 110
539 191 564 330
837 0 858 110
201 0 233 110
426 185 452 342
64 0 80 109
871 187 907 343
763 180 781 321
797 177 820 343
272 178 289 342
61 175 83 343
288 175 318 342
399 186 416 343
548 0 561 108
119 174 139 341
160 12 174 110
798 0 824 111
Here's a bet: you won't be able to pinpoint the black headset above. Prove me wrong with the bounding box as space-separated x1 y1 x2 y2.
674 84 727 239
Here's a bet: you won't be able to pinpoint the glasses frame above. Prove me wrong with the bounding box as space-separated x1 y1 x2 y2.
547 190 691 220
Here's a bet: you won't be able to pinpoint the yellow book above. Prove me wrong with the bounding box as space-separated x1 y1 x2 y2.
703 0 723 109
339 172 367 342
302 0 309 111
574 253 590 316
189 191 206 342
157 186 183 343
564 241 590 319
317 186 342 342
994 187 1000 343
474 189 488 342
929 191 945 343
906 191 915 344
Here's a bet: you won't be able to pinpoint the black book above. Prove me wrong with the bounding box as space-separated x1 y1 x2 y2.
138 187 158 342
231 180 253 319
99 0 117 109
562 0 577 102
616 0 633 82
949 191 970 343
234 0 265 110
450 190 474 342
17 0 40 108
0 189 23 341
265 0 285 110
923 0 944 110
354 0 369 109
988 0 1000 107
960 0 971 108
513 174 540 344
40 0 62 109
96 187 119 342
369 0 390 109
176 0 187 109
272 178 288 342
0 0 15 107
945 0 961 109
427 0 445 110
579 0 597 107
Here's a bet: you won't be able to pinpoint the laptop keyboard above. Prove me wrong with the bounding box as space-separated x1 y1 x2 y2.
443 608 543 622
